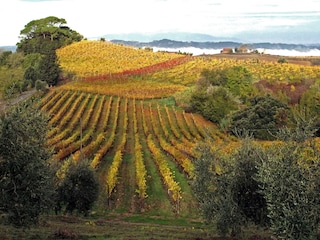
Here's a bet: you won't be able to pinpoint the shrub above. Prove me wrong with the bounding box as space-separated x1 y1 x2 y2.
56 160 99 216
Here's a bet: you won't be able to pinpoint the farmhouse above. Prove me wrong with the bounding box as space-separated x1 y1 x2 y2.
220 48 233 54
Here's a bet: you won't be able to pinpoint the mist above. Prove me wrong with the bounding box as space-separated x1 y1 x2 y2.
152 47 320 57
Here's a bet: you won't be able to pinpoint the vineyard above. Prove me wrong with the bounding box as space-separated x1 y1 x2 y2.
56 40 320 101
41 89 234 216
46 40 320 218
56 40 185 78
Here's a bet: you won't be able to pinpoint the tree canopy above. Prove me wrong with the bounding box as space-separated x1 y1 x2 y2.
229 95 290 140
17 16 83 54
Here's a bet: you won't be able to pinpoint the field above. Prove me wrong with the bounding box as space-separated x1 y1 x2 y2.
2 40 320 239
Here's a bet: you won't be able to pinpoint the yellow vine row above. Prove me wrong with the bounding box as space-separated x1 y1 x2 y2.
173 109 192 140
154 104 194 177
41 90 64 112
182 110 202 140
105 98 129 197
73 96 113 163
54 94 99 160
48 91 78 126
72 95 106 161
163 105 196 157
146 134 181 202
133 99 147 199
47 92 85 139
47 93 91 147
45 90 72 117
140 101 149 136
91 97 121 168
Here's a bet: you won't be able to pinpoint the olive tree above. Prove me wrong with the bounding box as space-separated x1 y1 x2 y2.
0 98 55 228
256 117 320 240
192 137 267 237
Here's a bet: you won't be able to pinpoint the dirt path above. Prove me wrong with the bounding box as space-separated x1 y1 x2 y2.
0 89 37 112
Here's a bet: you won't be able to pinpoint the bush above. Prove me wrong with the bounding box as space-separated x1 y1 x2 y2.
35 79 47 92
2 80 23 99
56 160 99 216
190 86 239 124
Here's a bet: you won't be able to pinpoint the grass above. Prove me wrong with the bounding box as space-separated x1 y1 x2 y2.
0 213 273 240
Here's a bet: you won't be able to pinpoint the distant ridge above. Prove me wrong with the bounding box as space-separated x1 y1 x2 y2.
102 32 240 42
110 39 320 51
1 39 319 56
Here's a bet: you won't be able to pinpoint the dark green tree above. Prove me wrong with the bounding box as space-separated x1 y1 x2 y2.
56 161 99 216
38 51 60 86
229 95 290 140
23 66 37 87
0 99 55 228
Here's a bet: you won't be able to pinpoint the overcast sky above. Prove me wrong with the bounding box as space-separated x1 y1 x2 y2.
1 0 320 46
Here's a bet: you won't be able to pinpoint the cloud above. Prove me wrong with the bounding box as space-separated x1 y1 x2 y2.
1 0 320 46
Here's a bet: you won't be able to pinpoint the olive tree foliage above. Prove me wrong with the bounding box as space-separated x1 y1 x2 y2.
0 98 55 228
256 116 320 240
192 137 267 237
55 160 99 217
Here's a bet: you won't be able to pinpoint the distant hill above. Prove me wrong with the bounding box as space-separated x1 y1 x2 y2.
0 46 16 52
102 32 239 42
111 39 320 51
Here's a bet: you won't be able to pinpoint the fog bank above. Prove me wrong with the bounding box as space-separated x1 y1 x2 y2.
152 47 320 57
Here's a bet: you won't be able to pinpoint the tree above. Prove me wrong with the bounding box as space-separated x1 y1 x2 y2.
257 118 320 239
192 137 268 237
229 95 290 140
38 51 60 86
23 66 37 87
0 98 55 228
56 160 99 216
17 16 83 54
190 86 239 124
200 66 255 102
0 50 12 66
